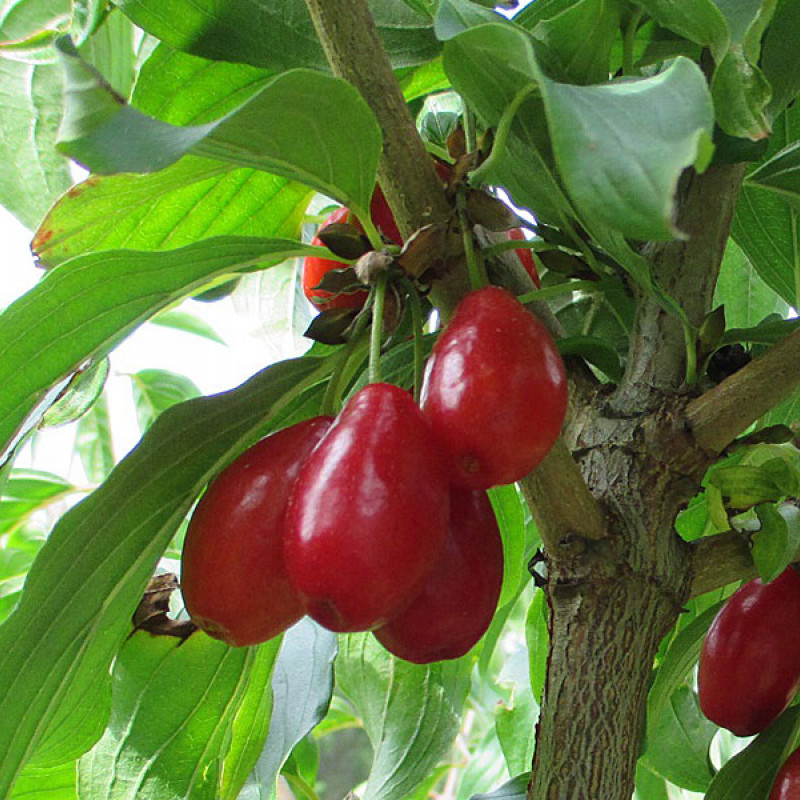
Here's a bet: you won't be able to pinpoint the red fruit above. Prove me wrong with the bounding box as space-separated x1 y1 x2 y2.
374 488 503 663
369 185 403 246
698 567 800 736
769 746 800 800
284 383 450 632
506 228 541 288
180 416 332 646
421 286 567 489
303 206 369 312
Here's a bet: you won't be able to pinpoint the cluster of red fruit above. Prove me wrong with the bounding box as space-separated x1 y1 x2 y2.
180 286 567 664
698 565 800 796
302 182 541 313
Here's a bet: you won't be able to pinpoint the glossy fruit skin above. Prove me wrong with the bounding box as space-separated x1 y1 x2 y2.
421 286 567 489
698 566 800 736
374 488 503 663
180 416 333 646
769 746 800 800
303 188 402 311
505 228 541 288
284 383 450 633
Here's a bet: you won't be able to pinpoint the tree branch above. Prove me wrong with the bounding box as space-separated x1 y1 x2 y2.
688 531 754 598
686 326 800 455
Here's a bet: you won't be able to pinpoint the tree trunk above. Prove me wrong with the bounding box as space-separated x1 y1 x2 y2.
528 164 747 799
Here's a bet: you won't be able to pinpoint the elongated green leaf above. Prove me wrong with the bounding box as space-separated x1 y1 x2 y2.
646 601 723 739
705 707 800 799
0 469 75 534
711 46 772 141
631 0 729 62
641 685 716 791
78 7 135 98
112 0 439 72
470 772 529 800
78 632 281 800
434 0 502 39
41 358 109 427
337 634 469 800
747 140 800 202
242 619 337 797
129 369 201 433
150 311 225 346
132 44 273 125
75 394 114 483
0 60 71 229
10 761 76 800
633 762 669 800
34 156 312 269
0 236 317 461
489 484 527 607
56 41 382 215
761 0 800 121
0 354 332 796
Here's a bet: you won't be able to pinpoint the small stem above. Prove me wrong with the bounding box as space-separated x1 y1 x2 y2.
456 187 487 291
424 142 453 164
684 320 699 386
622 8 644 76
369 272 389 384
462 101 478 155
322 314 371 415
470 85 537 187
353 204 384 251
399 277 425 402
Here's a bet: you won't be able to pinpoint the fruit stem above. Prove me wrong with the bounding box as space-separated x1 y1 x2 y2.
456 187 489 292
369 271 390 384
322 313 371 415
399 276 425 403
469 85 537 187
353 203 385 252
622 7 644 76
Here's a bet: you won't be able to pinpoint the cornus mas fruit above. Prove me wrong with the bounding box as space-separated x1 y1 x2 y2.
421 286 567 489
303 187 402 311
373 487 503 663
769 746 800 799
698 566 800 736
284 383 450 633
180 416 332 647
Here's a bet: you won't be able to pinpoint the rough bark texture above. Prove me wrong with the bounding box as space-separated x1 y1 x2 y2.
529 164 747 800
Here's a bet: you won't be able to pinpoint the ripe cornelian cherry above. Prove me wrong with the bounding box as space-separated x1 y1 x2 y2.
505 228 541 288
421 286 567 489
284 383 450 633
698 566 800 736
303 187 402 311
180 416 332 646
769 746 800 799
373 488 503 663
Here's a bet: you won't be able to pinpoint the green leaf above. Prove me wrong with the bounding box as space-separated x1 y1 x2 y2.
129 369 202 433
495 650 537 775
557 335 623 382
525 589 549 704
78 7 136 98
0 236 317 462
132 44 274 125
77 632 281 800
630 0 729 62
711 46 772 141
10 761 77 800
434 0 503 40
761 0 800 121
336 634 469 800
720 318 800 348
709 464 787 508
647 601 724 741
0 469 75 535
705 707 800 799
489 484 527 607
541 56 714 241
75 394 115 483
753 503 800 583
469 772 529 800
243 619 337 796
529 0 621 85
150 310 226 346
41 358 109 427
56 41 382 215
0 60 72 229
34 156 313 269
0 354 332 796
641 685 716 791
714 238 790 328
113 0 440 72
633 762 669 800
746 140 800 204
